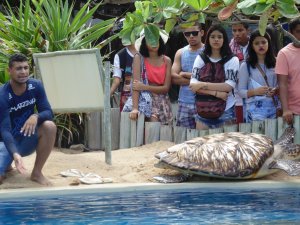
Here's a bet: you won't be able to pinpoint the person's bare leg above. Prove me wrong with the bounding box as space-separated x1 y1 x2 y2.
150 115 159 122
31 121 56 185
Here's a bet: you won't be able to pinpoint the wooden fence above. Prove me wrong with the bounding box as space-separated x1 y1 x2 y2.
84 106 300 150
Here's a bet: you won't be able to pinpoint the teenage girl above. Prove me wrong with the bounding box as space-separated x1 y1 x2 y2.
238 30 278 122
129 35 173 125
190 24 239 130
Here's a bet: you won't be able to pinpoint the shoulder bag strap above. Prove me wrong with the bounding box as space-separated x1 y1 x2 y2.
256 63 277 107
256 63 270 86
199 52 209 63
118 48 127 74
118 48 127 92
220 54 233 65
134 53 148 85
141 56 149 85
246 62 251 76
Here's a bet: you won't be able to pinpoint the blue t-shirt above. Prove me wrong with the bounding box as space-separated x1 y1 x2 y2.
0 78 53 155
178 45 204 104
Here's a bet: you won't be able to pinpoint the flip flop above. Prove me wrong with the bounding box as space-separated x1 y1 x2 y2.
61 169 113 184
79 177 113 185
60 169 85 178
84 173 102 178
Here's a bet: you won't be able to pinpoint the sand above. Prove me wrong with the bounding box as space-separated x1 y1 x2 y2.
0 141 299 190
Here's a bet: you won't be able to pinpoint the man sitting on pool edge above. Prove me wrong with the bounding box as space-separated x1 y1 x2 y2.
0 53 56 185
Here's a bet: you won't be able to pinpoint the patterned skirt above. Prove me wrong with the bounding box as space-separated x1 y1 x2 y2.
151 93 173 125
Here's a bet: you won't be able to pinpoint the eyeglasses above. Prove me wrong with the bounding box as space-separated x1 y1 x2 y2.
183 31 199 37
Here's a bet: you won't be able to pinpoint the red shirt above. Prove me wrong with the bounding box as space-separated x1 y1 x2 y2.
144 57 167 85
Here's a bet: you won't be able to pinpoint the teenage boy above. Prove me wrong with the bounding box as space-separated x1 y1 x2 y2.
171 23 205 129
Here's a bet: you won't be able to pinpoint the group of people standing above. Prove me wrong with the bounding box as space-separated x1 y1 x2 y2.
111 18 300 130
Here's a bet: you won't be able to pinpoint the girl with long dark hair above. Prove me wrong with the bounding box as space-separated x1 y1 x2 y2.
238 29 278 122
127 34 173 125
190 24 239 130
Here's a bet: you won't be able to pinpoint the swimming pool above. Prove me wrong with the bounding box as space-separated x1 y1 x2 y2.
1 182 300 224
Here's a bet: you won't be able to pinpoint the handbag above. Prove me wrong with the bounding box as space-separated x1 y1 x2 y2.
122 54 152 117
256 64 282 117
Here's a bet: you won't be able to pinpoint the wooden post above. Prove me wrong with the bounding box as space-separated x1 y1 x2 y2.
277 117 289 139
199 129 209 137
187 129 199 140
171 103 178 127
239 123 252 133
104 61 111 164
119 112 131 149
145 122 161 144
174 126 187 144
136 114 145 146
84 112 102 149
111 108 120 150
294 115 300 144
160 125 173 142
264 118 277 141
209 127 224 135
223 124 238 133
130 119 137 148
252 121 264 134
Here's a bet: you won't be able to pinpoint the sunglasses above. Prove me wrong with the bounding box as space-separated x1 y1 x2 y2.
183 31 199 37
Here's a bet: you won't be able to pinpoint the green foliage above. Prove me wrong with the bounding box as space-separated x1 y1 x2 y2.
237 0 256 8
31 0 115 51
259 9 270 36
120 0 300 45
0 0 45 84
0 0 115 82
54 113 84 148
119 0 183 47
276 0 299 18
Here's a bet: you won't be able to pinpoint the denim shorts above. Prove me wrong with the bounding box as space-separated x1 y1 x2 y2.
246 99 276 123
0 133 38 176
195 106 236 129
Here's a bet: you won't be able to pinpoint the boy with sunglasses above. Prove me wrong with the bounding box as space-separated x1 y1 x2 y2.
171 23 205 129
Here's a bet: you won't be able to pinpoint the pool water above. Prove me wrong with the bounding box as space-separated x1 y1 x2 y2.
1 185 300 224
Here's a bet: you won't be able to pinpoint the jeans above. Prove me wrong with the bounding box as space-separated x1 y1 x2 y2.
246 99 276 123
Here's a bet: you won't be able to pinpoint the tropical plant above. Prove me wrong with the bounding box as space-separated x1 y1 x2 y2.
0 0 117 147
0 0 45 83
32 0 118 51
119 0 300 47
0 0 117 81
54 113 84 148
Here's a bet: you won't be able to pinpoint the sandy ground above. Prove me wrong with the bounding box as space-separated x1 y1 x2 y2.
0 141 299 190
